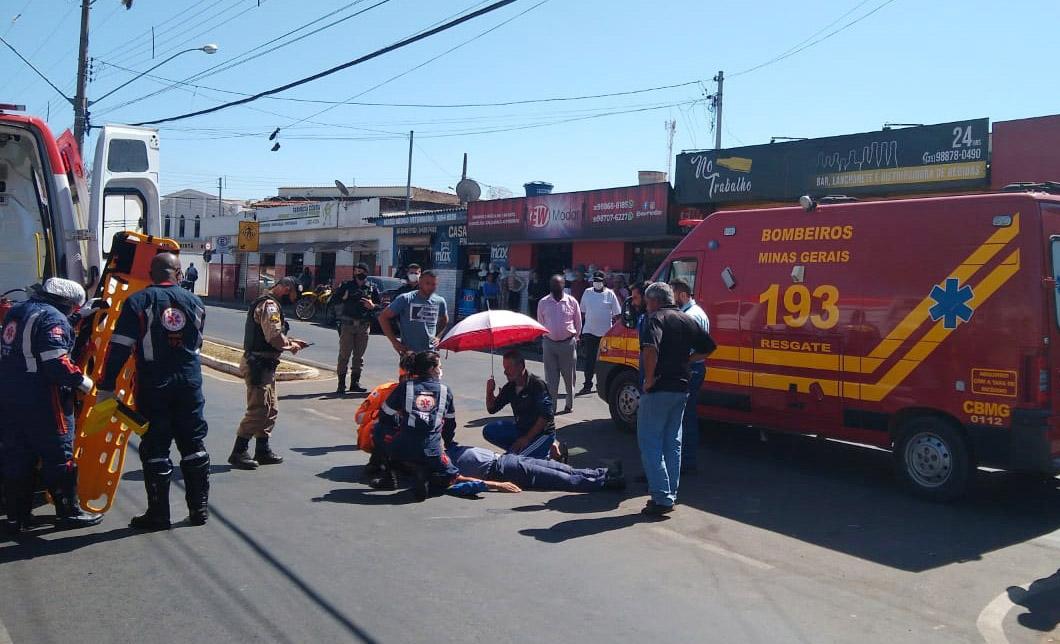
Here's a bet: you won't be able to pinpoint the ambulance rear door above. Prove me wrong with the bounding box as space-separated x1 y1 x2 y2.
88 125 162 273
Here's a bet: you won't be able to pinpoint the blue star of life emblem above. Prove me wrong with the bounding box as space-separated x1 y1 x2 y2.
929 277 974 329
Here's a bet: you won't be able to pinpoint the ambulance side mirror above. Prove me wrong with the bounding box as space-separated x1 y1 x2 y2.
621 297 638 329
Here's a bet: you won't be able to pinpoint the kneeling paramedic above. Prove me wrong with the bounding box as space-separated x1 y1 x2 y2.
0 278 102 531
98 253 210 530
373 351 461 501
231 277 308 469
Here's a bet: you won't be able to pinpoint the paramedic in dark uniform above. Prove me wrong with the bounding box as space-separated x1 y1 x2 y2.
98 252 209 530
0 278 102 532
229 277 308 470
373 351 459 501
332 262 380 394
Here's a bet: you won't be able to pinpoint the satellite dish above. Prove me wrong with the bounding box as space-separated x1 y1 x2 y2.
456 178 481 203
334 179 350 197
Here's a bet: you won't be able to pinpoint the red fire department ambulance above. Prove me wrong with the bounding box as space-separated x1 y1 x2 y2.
596 189 1060 500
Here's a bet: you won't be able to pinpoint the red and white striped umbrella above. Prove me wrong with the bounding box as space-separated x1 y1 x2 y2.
437 309 547 353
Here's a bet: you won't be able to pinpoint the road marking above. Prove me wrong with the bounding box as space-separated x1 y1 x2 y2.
301 408 344 422
202 369 242 383
976 574 1060 644
649 525 774 571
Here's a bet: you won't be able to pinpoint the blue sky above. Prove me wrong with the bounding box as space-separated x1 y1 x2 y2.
4 0 1058 199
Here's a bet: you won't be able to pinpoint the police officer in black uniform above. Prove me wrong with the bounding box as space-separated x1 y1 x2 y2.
98 252 210 530
331 262 381 394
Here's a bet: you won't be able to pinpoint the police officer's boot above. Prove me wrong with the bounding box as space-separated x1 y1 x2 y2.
3 477 34 534
130 462 171 531
51 467 103 530
348 379 367 394
181 454 210 526
228 436 259 470
254 437 284 465
336 375 347 395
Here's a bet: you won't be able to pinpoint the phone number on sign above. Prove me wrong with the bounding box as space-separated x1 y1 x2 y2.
923 148 982 163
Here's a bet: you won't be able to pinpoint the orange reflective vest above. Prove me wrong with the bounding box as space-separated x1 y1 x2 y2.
354 381 399 452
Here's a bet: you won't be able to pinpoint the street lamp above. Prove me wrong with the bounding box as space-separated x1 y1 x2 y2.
90 44 219 106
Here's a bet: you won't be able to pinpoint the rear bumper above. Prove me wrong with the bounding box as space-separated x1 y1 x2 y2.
967 409 1060 474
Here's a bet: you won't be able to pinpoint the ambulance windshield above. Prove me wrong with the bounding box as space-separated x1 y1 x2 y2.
0 125 50 299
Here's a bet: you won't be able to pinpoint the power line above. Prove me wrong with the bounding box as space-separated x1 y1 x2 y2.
732 0 899 77
130 0 521 126
95 0 390 114
0 34 72 102
94 0 213 61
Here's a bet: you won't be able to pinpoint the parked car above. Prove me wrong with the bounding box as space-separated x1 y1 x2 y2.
366 276 405 333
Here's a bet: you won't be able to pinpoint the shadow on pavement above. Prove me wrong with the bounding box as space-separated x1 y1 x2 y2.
122 463 233 482
0 526 140 564
552 418 1060 572
520 513 662 543
312 487 417 506
293 444 359 457
279 391 342 401
511 490 626 515
316 464 366 483
1010 568 1060 633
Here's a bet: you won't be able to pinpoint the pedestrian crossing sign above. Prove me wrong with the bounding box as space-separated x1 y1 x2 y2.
238 220 260 252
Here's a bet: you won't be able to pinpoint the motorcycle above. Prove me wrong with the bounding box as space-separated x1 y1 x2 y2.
294 283 335 323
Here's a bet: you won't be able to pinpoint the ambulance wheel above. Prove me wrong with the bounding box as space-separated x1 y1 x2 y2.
607 370 640 433
294 297 316 320
895 417 971 502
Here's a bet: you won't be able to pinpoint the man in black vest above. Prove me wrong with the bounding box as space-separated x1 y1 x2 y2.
98 253 210 530
331 262 380 394
229 277 308 470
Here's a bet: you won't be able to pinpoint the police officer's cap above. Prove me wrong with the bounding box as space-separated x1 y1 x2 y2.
354 262 370 272
37 278 86 309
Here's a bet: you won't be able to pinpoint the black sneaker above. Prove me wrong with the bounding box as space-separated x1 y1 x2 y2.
641 500 675 516
576 383 593 396
368 472 397 490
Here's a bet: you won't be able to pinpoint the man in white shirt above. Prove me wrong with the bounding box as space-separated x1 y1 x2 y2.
670 279 710 474
578 271 622 395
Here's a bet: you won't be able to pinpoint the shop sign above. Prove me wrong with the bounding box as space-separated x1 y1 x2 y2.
376 210 466 227
489 243 509 269
255 202 340 232
432 225 461 269
467 183 672 242
674 118 990 204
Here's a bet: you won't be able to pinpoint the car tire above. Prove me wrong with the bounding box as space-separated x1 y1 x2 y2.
894 416 972 502
607 369 640 433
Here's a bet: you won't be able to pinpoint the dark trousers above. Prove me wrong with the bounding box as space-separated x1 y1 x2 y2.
682 363 705 469
137 377 210 476
581 334 602 386
1 402 74 487
493 454 607 492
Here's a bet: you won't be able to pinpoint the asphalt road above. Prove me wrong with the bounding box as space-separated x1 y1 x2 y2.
1 305 1058 643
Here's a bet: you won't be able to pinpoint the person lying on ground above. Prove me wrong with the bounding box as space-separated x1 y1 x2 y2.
446 443 626 493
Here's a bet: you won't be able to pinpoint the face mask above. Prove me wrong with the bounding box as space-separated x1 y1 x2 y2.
355 274 367 281
407 273 420 284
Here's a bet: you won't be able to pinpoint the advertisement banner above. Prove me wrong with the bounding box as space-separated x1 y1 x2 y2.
431 225 460 269
467 183 673 243
466 197 524 241
674 119 990 204
255 202 340 232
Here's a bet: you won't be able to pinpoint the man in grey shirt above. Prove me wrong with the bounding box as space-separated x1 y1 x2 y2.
379 270 449 354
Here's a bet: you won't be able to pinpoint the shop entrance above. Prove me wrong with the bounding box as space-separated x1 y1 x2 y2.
531 243 572 315
317 252 336 286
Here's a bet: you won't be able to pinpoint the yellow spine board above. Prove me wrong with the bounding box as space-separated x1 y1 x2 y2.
73 232 180 514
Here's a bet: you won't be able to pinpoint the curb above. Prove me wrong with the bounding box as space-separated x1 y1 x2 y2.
203 335 335 373
200 341 320 381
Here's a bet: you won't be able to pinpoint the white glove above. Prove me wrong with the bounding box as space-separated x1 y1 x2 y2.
95 388 116 402
77 375 94 394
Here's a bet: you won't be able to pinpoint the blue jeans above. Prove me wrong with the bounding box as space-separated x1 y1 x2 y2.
637 390 686 506
682 363 706 470
483 420 555 460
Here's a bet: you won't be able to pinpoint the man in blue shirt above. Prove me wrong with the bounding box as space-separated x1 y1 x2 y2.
670 279 710 475
379 270 449 355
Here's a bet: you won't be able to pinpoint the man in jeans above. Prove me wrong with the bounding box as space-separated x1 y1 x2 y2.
670 279 710 474
637 282 715 516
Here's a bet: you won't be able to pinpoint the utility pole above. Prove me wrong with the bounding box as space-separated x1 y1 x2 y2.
73 0 91 152
404 130 414 216
713 70 724 150
664 119 676 180
217 177 223 217
461 152 468 180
